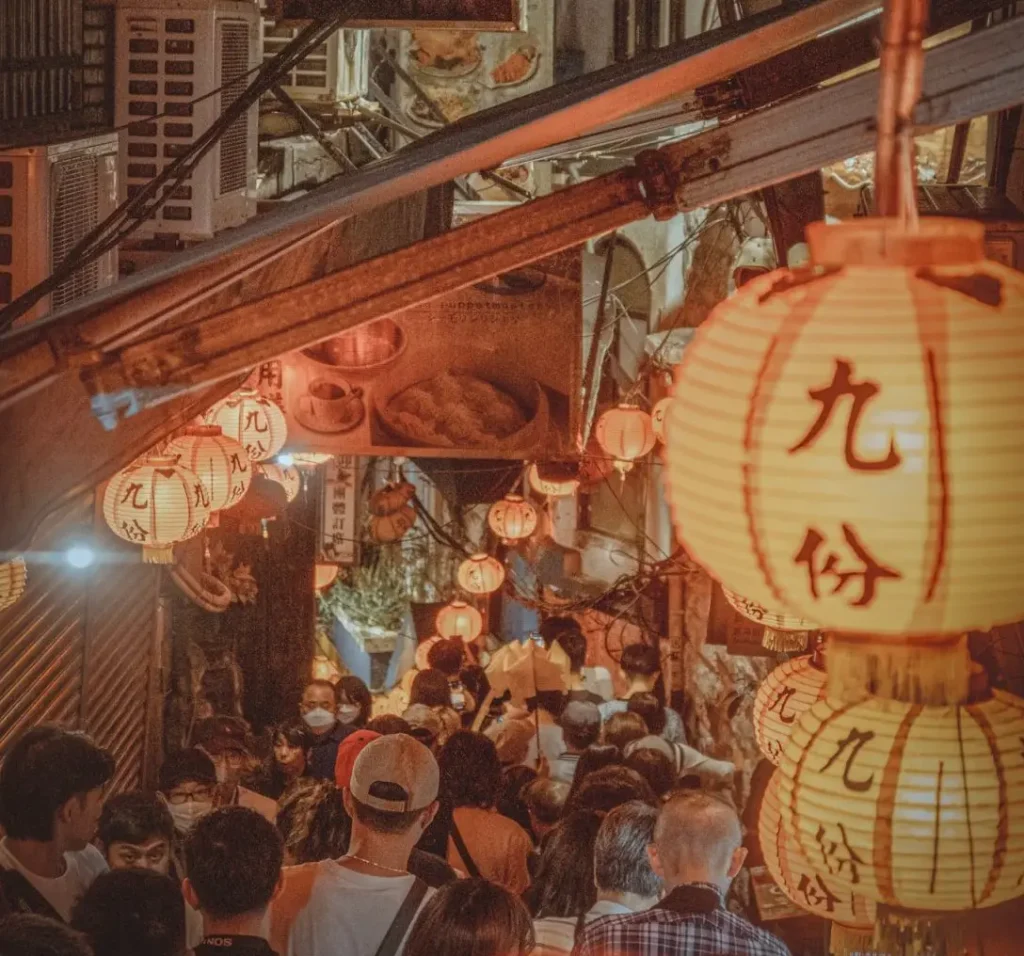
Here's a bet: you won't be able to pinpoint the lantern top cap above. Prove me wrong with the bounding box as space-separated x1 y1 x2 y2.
503 494 525 503
468 552 491 561
807 217 984 268
140 454 181 467
183 425 223 438
447 599 470 608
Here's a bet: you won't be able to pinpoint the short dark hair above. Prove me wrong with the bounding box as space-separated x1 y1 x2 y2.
494 765 537 834
157 748 217 793
410 669 451 708
273 718 314 752
302 679 339 705
619 643 660 677
71 869 184 956
0 727 115 841
627 692 666 736
350 794 425 835
0 915 92 956
538 616 582 652
560 704 602 752
337 676 373 726
404 879 534 956
530 690 566 719
553 630 587 674
439 731 501 809
366 714 412 736
523 811 602 919
426 639 464 679
603 711 648 751
185 807 283 918
570 766 658 815
98 792 174 848
625 748 676 799
594 802 662 898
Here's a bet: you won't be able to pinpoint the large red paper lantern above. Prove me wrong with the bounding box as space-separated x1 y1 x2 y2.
103 455 211 563
204 388 288 463
594 404 656 476
665 219 1024 637
0 558 27 613
753 653 826 766
487 494 538 544
165 426 252 514
457 553 505 595
436 600 483 643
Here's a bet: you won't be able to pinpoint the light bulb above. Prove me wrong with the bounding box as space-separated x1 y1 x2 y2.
66 545 96 569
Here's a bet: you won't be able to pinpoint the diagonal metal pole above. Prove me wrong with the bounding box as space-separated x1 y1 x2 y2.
271 83 360 173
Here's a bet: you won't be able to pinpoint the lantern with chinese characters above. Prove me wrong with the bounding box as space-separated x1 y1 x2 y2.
165 426 252 520
0 558 28 613
723 588 816 653
753 652 826 766
204 389 287 463
528 463 579 498
436 600 483 644
103 455 211 563
651 397 672 443
759 772 875 955
457 553 505 595
595 404 656 476
259 463 301 503
488 494 538 544
665 218 1024 638
776 690 1024 912
314 563 340 591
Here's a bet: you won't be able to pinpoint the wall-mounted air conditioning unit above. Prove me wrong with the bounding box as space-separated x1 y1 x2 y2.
0 133 119 325
115 0 260 241
262 22 369 107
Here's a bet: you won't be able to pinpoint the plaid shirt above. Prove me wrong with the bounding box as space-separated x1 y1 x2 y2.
572 883 791 956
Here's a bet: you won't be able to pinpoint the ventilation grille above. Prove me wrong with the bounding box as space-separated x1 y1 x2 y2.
218 21 250 195
264 24 330 94
50 154 101 310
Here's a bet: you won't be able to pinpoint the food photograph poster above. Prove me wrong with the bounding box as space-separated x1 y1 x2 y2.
252 251 582 460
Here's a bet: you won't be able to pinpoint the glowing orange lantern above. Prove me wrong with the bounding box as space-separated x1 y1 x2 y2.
651 397 672 443
457 553 505 595
103 455 211 563
487 494 538 544
314 563 340 591
165 426 252 515
204 388 287 463
594 404 656 475
665 218 1024 637
436 600 483 643
759 773 875 953
0 558 28 613
528 463 579 498
259 463 301 503
753 653 826 766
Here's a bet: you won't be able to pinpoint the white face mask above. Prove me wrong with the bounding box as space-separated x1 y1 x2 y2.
336 704 361 725
167 801 213 834
303 708 336 730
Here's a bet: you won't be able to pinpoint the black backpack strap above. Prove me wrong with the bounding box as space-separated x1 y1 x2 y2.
448 819 482 879
372 877 428 956
0 867 64 921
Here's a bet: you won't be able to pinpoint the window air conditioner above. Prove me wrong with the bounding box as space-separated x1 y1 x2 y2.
261 22 369 107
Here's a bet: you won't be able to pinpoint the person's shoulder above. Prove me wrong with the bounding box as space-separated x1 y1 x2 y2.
714 908 791 954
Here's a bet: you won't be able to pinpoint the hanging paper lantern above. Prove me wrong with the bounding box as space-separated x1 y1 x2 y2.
651 397 672 443
370 481 416 517
759 772 876 937
665 218 1024 637
487 494 538 544
436 600 483 644
594 404 656 476
753 654 826 766
314 563 340 591
723 587 816 653
259 463 301 503
0 557 28 613
103 455 211 563
165 426 252 514
528 463 579 498
776 690 1024 911
457 553 505 595
370 505 416 543
204 388 287 463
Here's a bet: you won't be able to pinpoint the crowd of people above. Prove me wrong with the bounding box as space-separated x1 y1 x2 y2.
0 617 793 956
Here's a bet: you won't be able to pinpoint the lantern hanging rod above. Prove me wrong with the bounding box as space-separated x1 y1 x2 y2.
71 13 1024 430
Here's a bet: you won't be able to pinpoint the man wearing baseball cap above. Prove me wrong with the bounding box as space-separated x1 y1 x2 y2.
270 734 440 956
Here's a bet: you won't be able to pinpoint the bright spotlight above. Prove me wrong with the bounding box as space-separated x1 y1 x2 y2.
66 545 96 569
277 453 295 467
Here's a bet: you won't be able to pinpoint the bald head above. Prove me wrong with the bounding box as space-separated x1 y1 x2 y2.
651 791 745 891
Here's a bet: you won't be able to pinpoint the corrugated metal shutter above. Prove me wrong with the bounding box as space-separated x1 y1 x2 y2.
0 496 160 792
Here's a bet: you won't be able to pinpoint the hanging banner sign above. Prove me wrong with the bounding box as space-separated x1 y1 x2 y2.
319 455 360 566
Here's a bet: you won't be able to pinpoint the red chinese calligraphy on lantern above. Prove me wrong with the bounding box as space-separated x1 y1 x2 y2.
665 218 1024 636
204 388 288 463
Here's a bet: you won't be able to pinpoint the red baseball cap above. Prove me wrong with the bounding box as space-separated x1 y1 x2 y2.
334 730 381 789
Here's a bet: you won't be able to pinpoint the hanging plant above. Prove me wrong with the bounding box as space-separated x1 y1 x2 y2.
317 548 409 634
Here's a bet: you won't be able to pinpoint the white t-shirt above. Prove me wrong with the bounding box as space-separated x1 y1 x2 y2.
271 860 435 956
523 723 565 771
533 900 634 955
0 840 107 922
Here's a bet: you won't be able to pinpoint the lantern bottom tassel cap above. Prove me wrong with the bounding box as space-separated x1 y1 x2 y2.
830 922 874 956
142 544 176 565
871 906 969 956
762 627 810 653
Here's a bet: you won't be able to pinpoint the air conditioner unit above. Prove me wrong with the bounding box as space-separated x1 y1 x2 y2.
0 133 119 325
261 22 369 107
115 0 260 241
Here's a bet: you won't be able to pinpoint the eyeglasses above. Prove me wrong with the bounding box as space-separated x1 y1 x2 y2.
166 786 214 805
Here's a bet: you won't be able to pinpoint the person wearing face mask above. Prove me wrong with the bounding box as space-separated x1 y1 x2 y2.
157 749 219 879
336 676 372 730
190 718 277 823
300 680 354 782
